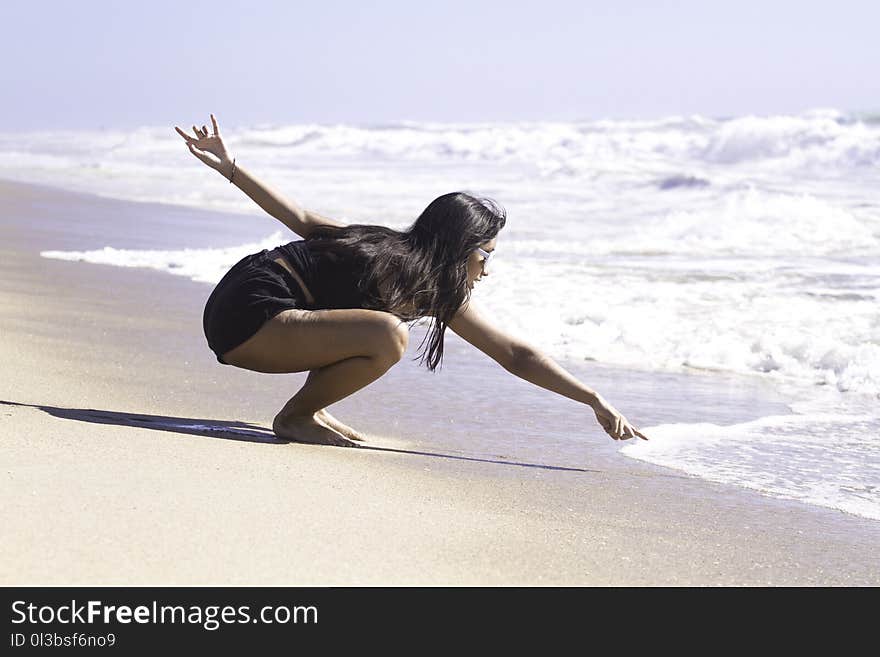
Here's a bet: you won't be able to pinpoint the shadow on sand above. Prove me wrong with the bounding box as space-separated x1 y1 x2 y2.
1 399 598 473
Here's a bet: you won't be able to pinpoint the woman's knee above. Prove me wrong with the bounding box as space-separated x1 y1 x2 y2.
390 317 410 358
370 313 409 366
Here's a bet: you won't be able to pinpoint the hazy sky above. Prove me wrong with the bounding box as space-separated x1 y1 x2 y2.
2 0 876 130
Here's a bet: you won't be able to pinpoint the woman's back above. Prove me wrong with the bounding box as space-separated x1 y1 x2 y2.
277 240 374 311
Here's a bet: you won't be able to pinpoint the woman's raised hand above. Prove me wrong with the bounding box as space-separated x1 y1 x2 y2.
174 113 233 172
591 395 649 442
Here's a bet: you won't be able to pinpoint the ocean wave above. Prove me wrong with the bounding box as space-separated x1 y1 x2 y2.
701 113 880 168
473 249 880 396
40 232 287 285
622 405 880 521
4 110 878 184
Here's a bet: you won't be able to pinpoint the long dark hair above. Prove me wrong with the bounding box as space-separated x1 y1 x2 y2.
306 191 507 371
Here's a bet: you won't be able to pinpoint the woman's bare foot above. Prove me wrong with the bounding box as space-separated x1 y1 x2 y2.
315 409 368 442
273 412 360 447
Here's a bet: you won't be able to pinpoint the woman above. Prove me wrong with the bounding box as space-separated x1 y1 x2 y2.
175 114 648 447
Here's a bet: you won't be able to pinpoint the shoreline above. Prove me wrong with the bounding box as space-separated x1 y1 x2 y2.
2 177 878 585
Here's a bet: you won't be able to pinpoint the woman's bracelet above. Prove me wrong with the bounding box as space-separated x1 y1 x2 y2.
228 157 237 184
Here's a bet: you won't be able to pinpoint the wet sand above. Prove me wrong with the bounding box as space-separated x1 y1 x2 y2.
2 178 878 585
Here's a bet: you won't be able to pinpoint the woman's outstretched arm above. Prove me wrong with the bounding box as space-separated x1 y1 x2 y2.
448 300 648 441
174 114 345 239
220 159 345 238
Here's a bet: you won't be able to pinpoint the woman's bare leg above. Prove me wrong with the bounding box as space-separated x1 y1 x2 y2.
221 308 409 446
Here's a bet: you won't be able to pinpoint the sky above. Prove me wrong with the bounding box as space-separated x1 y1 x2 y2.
1 0 877 130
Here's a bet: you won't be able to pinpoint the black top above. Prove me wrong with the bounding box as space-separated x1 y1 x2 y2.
276 239 375 310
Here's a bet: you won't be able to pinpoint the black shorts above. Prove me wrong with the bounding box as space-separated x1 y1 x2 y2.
203 249 306 364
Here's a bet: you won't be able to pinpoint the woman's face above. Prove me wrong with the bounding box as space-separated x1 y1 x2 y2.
466 237 498 290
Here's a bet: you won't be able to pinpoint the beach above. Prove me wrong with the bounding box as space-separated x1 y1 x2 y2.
1 177 878 586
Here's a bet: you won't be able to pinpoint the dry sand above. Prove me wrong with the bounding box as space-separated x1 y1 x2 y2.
2 178 878 585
